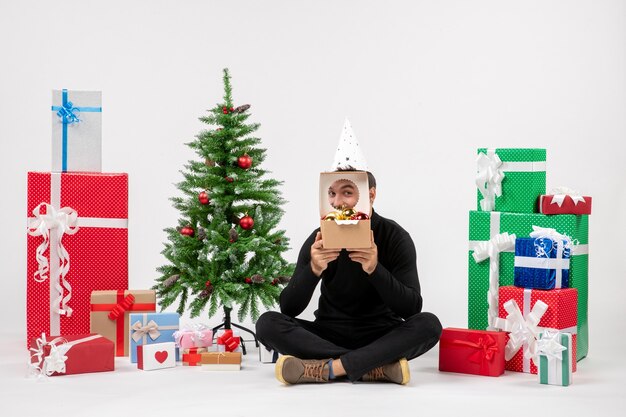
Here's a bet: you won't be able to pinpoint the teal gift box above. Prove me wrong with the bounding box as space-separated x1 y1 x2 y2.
129 312 180 363
476 148 546 213
468 210 589 361
538 331 573 386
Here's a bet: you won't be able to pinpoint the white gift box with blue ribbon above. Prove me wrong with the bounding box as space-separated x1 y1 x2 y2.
51 89 102 172
128 312 180 363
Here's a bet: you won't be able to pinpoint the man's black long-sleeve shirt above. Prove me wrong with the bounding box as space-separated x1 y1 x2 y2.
280 210 422 325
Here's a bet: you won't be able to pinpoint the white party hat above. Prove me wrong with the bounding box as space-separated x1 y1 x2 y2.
330 118 368 171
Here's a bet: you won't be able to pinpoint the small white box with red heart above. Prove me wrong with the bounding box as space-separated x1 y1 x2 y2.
137 342 176 371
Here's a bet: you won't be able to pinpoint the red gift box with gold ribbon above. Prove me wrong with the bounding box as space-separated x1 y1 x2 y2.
439 328 507 376
90 290 156 356
26 172 128 345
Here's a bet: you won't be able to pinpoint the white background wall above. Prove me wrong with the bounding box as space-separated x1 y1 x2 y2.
1 0 624 348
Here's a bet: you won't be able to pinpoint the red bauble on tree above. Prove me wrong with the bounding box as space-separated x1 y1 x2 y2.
180 226 195 237
239 215 254 230
225 176 234 183
198 191 210 205
222 106 228 114
237 153 253 170
244 277 252 284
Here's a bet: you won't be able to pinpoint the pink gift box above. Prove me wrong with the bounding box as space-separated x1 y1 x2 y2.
174 328 213 349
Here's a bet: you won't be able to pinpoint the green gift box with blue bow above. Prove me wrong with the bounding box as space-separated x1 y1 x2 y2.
51 89 102 172
129 312 180 363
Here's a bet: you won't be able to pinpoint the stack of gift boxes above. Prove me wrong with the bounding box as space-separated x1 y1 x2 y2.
27 89 246 377
439 148 591 386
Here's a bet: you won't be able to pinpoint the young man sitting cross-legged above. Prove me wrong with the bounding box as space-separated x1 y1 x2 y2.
256 167 442 385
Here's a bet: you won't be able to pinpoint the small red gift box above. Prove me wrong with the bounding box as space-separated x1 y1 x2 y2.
439 328 507 377
539 194 592 215
26 172 128 345
497 286 578 374
216 329 240 352
29 333 114 376
182 347 208 366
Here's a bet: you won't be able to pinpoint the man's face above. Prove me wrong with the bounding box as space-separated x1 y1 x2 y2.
328 179 360 210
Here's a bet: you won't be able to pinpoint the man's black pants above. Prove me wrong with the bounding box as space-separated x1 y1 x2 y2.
255 311 442 381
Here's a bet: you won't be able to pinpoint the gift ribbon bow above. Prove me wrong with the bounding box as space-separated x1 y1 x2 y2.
472 232 517 329
27 203 79 317
29 334 68 377
55 101 81 124
217 330 240 352
536 329 566 361
29 334 101 377
107 294 136 321
528 226 573 288
131 320 161 343
529 226 573 257
548 186 586 207
494 298 548 363
476 150 505 211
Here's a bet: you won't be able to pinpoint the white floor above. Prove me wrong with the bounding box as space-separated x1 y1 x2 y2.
1 333 624 417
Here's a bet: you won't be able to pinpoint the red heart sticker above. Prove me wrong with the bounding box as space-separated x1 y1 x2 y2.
155 351 168 363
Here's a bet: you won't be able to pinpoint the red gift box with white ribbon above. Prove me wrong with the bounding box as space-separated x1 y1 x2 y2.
26 172 128 345
29 333 114 376
539 187 592 215
495 286 578 374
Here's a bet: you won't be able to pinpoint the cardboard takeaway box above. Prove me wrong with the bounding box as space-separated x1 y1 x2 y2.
319 171 371 249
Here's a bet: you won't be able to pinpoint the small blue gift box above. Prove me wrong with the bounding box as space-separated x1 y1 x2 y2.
129 312 180 363
514 237 570 289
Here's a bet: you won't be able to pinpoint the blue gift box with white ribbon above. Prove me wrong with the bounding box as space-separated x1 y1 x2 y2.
51 89 102 172
128 312 180 363
514 236 571 290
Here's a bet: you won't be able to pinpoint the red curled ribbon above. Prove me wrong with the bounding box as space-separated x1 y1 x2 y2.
217 329 240 352
441 335 499 376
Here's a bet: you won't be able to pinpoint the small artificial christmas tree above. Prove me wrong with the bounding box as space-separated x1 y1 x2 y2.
154 68 294 325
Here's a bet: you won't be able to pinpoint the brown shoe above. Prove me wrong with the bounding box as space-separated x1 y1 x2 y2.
361 358 410 385
275 355 331 384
